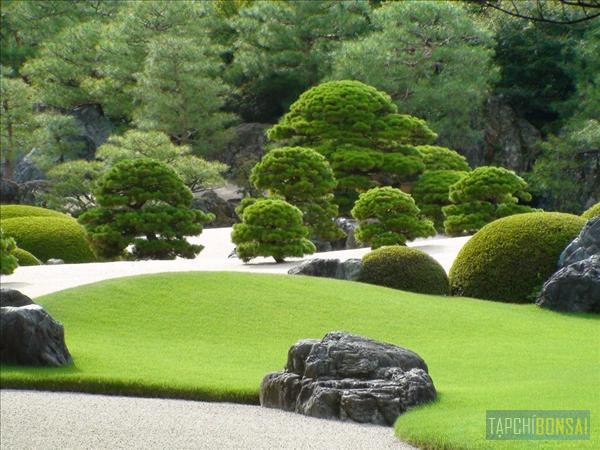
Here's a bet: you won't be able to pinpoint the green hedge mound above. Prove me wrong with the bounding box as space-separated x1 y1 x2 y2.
0 204 67 220
582 202 600 219
12 247 42 266
360 245 449 295
1 217 96 263
449 212 585 303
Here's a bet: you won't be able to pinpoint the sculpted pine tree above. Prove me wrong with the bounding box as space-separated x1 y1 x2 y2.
442 166 539 235
351 187 435 249
250 147 343 241
417 146 470 172
0 229 18 275
231 198 316 263
269 80 437 212
79 159 213 260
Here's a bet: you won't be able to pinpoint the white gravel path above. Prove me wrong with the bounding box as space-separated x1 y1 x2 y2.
0 229 469 450
0 391 413 450
0 227 470 298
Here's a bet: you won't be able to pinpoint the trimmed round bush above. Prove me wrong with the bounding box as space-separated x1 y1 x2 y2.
0 204 67 220
1 217 96 263
12 247 42 266
449 212 585 303
359 246 449 295
582 202 600 219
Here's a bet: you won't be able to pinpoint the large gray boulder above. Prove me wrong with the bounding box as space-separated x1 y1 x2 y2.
536 255 600 313
559 217 600 268
260 332 436 426
192 190 238 228
288 258 362 281
0 291 72 366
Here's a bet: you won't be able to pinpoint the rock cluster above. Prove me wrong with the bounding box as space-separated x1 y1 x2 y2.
288 258 362 281
0 288 72 366
537 217 600 313
260 332 436 426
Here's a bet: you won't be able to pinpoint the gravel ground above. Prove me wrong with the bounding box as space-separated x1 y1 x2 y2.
1 227 470 298
0 391 413 450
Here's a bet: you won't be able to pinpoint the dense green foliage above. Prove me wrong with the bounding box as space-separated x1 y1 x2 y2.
79 159 211 260
0 228 18 275
2 272 598 450
251 147 342 241
443 166 539 235
582 202 600 219
269 80 436 211
412 170 469 231
231 198 315 263
0 216 95 263
449 212 585 303
360 246 449 295
0 204 67 220
417 145 470 172
332 1 495 151
12 247 42 266
352 187 435 248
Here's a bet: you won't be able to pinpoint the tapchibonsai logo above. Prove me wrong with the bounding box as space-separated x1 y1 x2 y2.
486 410 590 440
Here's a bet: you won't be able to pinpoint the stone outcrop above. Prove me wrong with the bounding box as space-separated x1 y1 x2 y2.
558 217 600 268
536 255 600 313
260 332 436 426
192 190 238 228
288 258 362 281
0 289 72 366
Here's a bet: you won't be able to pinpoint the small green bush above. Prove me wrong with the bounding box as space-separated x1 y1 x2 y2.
449 212 585 303
1 229 18 275
582 202 600 219
416 145 470 172
352 186 435 248
0 204 66 220
360 246 449 295
231 198 316 263
1 216 96 263
12 247 42 266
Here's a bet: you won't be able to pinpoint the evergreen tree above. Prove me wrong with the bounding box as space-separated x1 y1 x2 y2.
417 146 471 172
0 229 18 275
0 70 34 179
229 0 372 122
79 159 213 260
331 1 495 151
443 166 539 235
250 146 343 241
352 187 435 248
231 198 316 263
269 80 436 212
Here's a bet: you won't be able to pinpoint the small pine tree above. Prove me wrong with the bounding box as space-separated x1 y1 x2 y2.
412 170 469 231
79 158 213 260
416 145 470 172
0 229 18 275
442 166 539 235
250 146 343 241
351 187 435 249
231 198 316 263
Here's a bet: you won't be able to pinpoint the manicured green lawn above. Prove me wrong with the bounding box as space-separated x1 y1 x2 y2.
1 272 598 449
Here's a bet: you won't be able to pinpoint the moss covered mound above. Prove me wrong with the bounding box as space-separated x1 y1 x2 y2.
582 202 600 219
12 247 42 266
449 212 585 302
0 204 67 220
1 217 95 263
359 245 449 295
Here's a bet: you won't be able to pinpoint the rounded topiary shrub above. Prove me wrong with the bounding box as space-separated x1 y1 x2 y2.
449 212 585 303
582 202 600 219
0 204 67 220
12 247 42 266
359 246 449 295
1 217 96 263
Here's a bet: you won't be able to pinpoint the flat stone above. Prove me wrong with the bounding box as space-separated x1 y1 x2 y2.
288 258 362 281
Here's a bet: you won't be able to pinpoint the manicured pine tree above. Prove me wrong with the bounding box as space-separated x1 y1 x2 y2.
351 186 435 249
250 146 343 241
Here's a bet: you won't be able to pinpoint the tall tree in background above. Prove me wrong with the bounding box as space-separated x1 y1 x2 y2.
133 35 236 156
0 70 34 179
229 0 372 122
331 1 496 153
